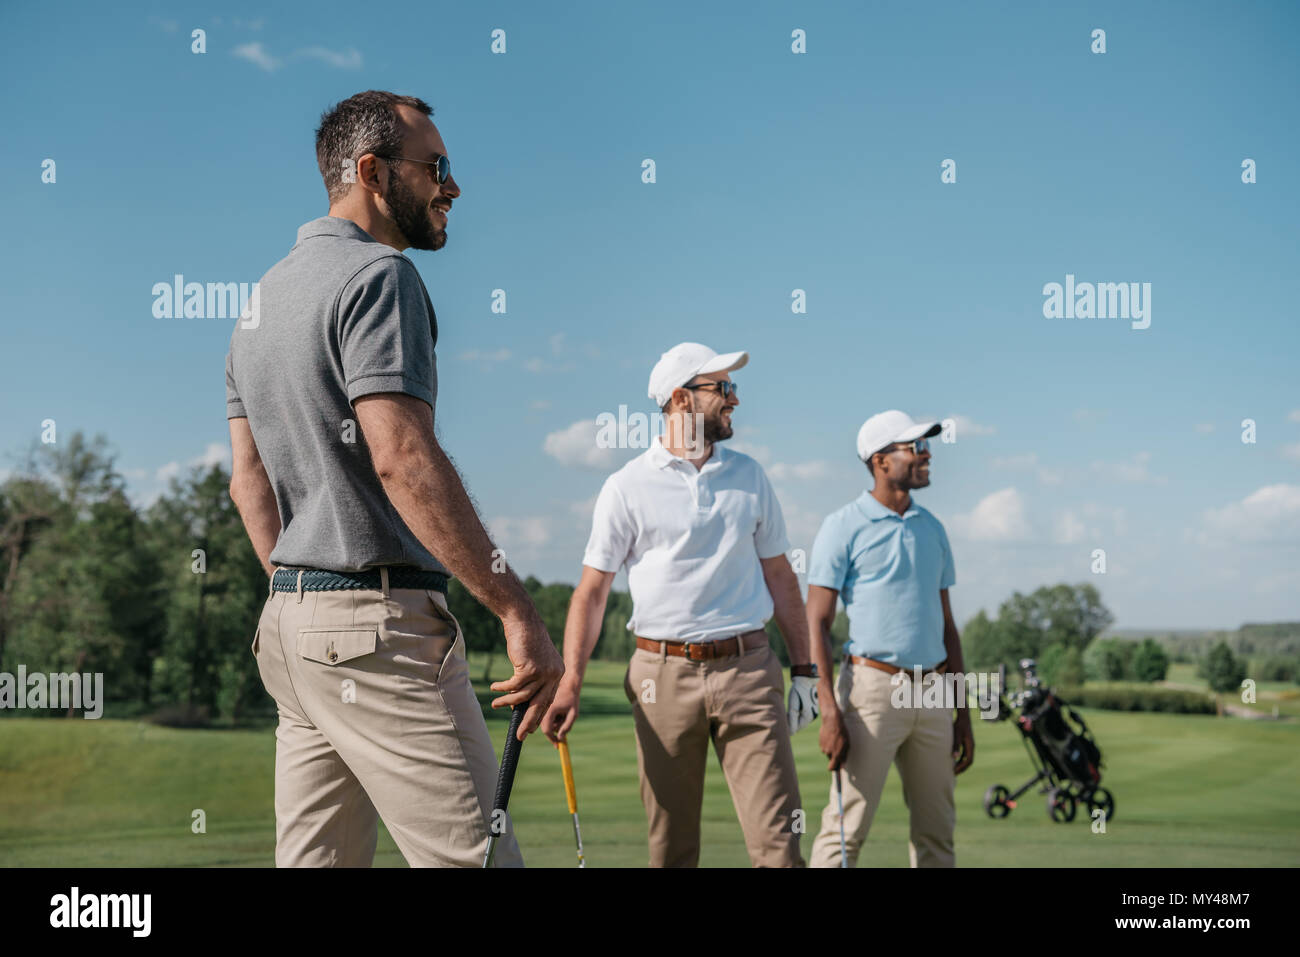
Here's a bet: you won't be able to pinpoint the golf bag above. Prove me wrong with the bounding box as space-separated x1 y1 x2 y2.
983 659 1115 824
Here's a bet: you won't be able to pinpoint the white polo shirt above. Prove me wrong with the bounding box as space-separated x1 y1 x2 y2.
582 436 790 642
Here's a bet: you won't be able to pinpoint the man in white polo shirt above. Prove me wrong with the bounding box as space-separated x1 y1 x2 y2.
806 410 974 868
541 343 818 867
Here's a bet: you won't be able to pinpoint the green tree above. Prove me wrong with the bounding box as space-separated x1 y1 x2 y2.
446 577 506 683
1084 636 1134 682
1131 638 1170 683
3 434 164 716
1199 641 1247 694
144 463 266 722
1038 644 1085 687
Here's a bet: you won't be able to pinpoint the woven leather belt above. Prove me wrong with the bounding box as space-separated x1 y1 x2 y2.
846 653 947 677
271 566 449 594
636 630 767 661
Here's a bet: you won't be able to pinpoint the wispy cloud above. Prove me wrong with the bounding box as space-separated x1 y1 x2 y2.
298 46 363 70
459 348 512 364
233 42 280 72
233 42 363 73
990 451 1063 485
947 414 995 438
1090 450 1166 485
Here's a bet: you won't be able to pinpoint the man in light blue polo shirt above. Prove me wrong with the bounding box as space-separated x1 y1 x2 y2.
805 410 974 867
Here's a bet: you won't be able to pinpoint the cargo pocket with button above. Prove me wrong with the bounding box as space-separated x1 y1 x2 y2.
297 628 379 666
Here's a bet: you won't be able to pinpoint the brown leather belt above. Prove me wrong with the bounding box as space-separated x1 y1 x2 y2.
846 653 947 677
636 630 767 661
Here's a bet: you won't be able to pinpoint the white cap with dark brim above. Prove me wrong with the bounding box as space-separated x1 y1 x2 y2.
856 410 942 462
648 342 749 407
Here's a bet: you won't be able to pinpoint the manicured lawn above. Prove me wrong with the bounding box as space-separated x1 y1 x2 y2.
1 655 1297 866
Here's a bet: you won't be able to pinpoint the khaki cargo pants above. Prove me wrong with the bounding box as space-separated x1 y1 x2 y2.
624 636 804 868
809 660 955 868
251 567 522 867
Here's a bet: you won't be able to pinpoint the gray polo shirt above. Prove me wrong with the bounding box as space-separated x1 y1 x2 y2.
225 215 448 575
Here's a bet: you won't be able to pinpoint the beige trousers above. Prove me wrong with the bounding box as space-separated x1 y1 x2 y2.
624 640 804 868
809 661 955 868
251 569 522 867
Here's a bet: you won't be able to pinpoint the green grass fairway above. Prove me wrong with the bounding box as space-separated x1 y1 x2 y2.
1 656 1297 867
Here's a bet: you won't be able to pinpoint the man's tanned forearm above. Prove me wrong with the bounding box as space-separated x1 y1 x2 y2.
763 558 811 665
561 583 607 686
231 467 281 578
376 440 535 622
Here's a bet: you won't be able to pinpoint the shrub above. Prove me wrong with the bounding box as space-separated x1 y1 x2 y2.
1054 685 1215 714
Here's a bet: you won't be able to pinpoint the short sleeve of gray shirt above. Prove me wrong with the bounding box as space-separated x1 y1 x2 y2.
337 256 438 412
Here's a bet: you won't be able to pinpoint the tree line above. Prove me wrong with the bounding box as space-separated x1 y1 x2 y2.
3 432 1290 725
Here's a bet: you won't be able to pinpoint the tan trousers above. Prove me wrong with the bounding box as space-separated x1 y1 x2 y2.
809 661 955 868
623 640 804 868
251 569 522 868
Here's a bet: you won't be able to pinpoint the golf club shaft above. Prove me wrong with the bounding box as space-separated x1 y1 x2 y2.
482 703 527 868
835 768 847 868
558 739 585 867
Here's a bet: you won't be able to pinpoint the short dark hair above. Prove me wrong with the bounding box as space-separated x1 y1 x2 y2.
315 90 433 202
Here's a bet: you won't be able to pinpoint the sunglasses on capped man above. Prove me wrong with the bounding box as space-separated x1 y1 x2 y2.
376 152 451 184
683 380 738 400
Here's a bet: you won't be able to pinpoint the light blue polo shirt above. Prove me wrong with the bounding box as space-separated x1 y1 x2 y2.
807 492 955 668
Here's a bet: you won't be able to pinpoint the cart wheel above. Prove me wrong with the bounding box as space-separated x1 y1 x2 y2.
1047 787 1077 823
983 784 1013 819
1087 787 1115 824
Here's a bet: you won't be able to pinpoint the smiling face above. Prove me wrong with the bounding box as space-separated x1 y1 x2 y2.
873 439 932 490
680 370 738 442
382 105 461 251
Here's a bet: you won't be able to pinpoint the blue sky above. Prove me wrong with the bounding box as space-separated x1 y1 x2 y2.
2 1 1297 630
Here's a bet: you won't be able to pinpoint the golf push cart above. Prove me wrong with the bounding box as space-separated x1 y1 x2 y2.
982 659 1115 825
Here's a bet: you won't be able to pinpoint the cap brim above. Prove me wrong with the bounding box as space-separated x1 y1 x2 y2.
698 350 748 376
897 421 942 442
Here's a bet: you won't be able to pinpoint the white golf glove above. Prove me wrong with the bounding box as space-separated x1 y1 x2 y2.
787 675 819 734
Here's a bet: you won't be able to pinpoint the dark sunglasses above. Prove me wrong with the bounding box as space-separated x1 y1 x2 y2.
883 437 930 456
684 380 738 400
377 152 451 184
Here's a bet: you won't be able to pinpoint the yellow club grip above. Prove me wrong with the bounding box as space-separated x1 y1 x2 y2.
558 739 578 814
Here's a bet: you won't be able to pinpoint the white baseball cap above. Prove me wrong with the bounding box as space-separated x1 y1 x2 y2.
647 342 749 408
856 410 942 463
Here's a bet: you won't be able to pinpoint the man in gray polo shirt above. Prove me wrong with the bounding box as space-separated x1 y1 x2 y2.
225 90 562 867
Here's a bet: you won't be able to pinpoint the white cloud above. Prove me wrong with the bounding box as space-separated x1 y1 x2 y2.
1195 422 1215 434
488 515 552 550
298 46 362 69
990 451 1064 485
570 495 599 519
233 42 280 71
1288 409 1300 423
543 419 630 471
1281 443 1300 463
530 399 551 411
152 442 230 484
949 488 1032 542
948 414 995 438
524 356 576 374
767 460 832 482
459 349 511 363
1090 450 1166 485
1053 509 1088 544
1202 484 1300 543
233 43 363 73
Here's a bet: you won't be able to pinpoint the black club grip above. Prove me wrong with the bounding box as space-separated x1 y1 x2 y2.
492 704 527 816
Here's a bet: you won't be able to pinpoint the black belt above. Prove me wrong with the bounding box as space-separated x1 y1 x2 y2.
271 566 449 594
